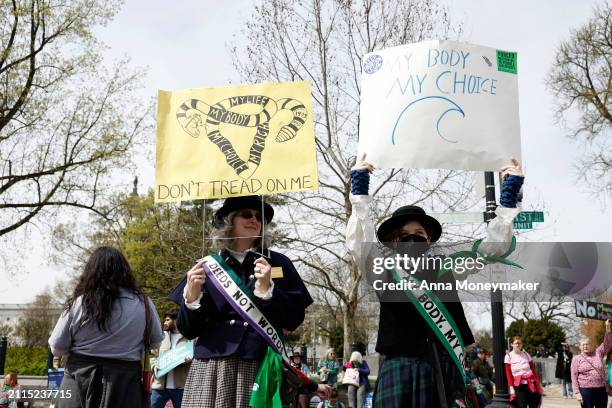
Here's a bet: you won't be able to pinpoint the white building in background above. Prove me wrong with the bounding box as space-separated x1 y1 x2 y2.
0 303 63 334
0 304 26 331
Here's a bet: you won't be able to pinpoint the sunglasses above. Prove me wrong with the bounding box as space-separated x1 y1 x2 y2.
237 210 263 222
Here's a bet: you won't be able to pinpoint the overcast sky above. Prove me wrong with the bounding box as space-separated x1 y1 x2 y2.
2 0 611 328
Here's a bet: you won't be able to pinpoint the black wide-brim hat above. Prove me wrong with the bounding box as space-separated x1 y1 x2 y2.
213 195 274 227
376 205 442 243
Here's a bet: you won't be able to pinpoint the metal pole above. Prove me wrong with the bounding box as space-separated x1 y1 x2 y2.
47 347 54 369
312 318 317 365
0 336 7 375
484 171 512 407
260 195 265 256
201 199 207 258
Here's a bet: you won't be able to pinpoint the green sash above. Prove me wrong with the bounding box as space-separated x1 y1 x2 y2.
201 254 289 408
387 265 466 374
388 236 521 376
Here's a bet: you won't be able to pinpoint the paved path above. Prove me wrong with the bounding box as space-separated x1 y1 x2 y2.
541 383 588 408
542 395 581 408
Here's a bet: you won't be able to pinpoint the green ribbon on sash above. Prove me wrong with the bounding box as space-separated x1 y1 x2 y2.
387 266 466 375
438 235 522 278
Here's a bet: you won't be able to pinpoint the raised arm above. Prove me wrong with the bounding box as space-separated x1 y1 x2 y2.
478 157 524 257
596 320 611 358
346 153 376 268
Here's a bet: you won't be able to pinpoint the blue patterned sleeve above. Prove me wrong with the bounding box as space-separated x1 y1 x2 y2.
350 169 370 195
499 175 524 208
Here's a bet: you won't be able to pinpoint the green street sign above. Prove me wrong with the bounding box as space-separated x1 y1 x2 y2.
514 211 544 223
513 221 533 230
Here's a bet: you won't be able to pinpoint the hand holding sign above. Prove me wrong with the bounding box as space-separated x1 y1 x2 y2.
186 259 206 303
500 157 524 179
156 341 195 378
254 257 272 294
352 153 375 174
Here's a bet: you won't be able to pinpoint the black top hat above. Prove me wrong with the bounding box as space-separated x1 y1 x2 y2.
376 205 442 243
213 195 274 227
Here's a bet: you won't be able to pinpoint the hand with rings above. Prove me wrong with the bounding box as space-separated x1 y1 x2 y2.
185 259 206 303
253 257 272 293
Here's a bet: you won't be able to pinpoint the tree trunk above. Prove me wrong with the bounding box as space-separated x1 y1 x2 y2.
343 296 358 360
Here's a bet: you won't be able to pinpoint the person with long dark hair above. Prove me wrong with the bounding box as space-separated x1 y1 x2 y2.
49 246 164 408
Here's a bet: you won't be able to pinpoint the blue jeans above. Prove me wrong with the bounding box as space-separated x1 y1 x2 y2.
561 379 573 397
579 387 607 408
151 388 184 408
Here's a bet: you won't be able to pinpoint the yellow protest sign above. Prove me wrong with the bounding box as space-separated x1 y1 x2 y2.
155 80 318 202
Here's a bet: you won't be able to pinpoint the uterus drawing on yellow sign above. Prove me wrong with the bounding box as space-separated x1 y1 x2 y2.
155 80 319 202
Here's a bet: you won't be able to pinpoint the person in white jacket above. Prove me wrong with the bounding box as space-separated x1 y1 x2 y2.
345 154 524 408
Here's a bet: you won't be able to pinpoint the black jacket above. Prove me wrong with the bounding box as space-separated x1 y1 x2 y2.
555 349 573 381
371 254 475 357
168 249 313 361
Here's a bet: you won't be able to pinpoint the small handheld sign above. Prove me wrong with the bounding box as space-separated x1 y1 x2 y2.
156 340 195 378
575 300 612 321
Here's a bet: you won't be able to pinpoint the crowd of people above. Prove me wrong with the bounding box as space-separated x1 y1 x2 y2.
0 154 599 408
461 321 612 408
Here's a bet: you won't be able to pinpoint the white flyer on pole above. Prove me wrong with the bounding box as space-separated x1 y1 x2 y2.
358 40 521 171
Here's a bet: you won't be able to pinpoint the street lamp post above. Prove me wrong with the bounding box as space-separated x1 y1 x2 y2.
0 336 7 375
483 171 512 408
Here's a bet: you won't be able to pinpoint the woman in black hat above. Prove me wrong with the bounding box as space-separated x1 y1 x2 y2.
346 155 525 408
168 195 320 408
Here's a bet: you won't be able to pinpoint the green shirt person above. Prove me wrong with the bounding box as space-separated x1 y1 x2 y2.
318 349 340 387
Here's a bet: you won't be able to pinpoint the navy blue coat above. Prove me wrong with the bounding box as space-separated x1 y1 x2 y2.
168 249 312 361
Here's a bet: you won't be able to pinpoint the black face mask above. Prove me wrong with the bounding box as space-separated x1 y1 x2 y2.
399 234 428 243
396 234 430 257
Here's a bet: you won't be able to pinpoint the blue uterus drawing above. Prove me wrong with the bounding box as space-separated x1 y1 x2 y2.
391 96 466 144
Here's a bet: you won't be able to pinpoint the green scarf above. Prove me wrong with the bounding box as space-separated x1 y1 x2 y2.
250 347 283 408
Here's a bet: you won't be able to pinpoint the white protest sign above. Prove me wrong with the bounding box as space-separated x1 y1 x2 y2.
359 40 521 171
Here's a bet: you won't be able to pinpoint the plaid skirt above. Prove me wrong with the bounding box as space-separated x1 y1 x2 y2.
373 353 466 408
181 355 260 408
